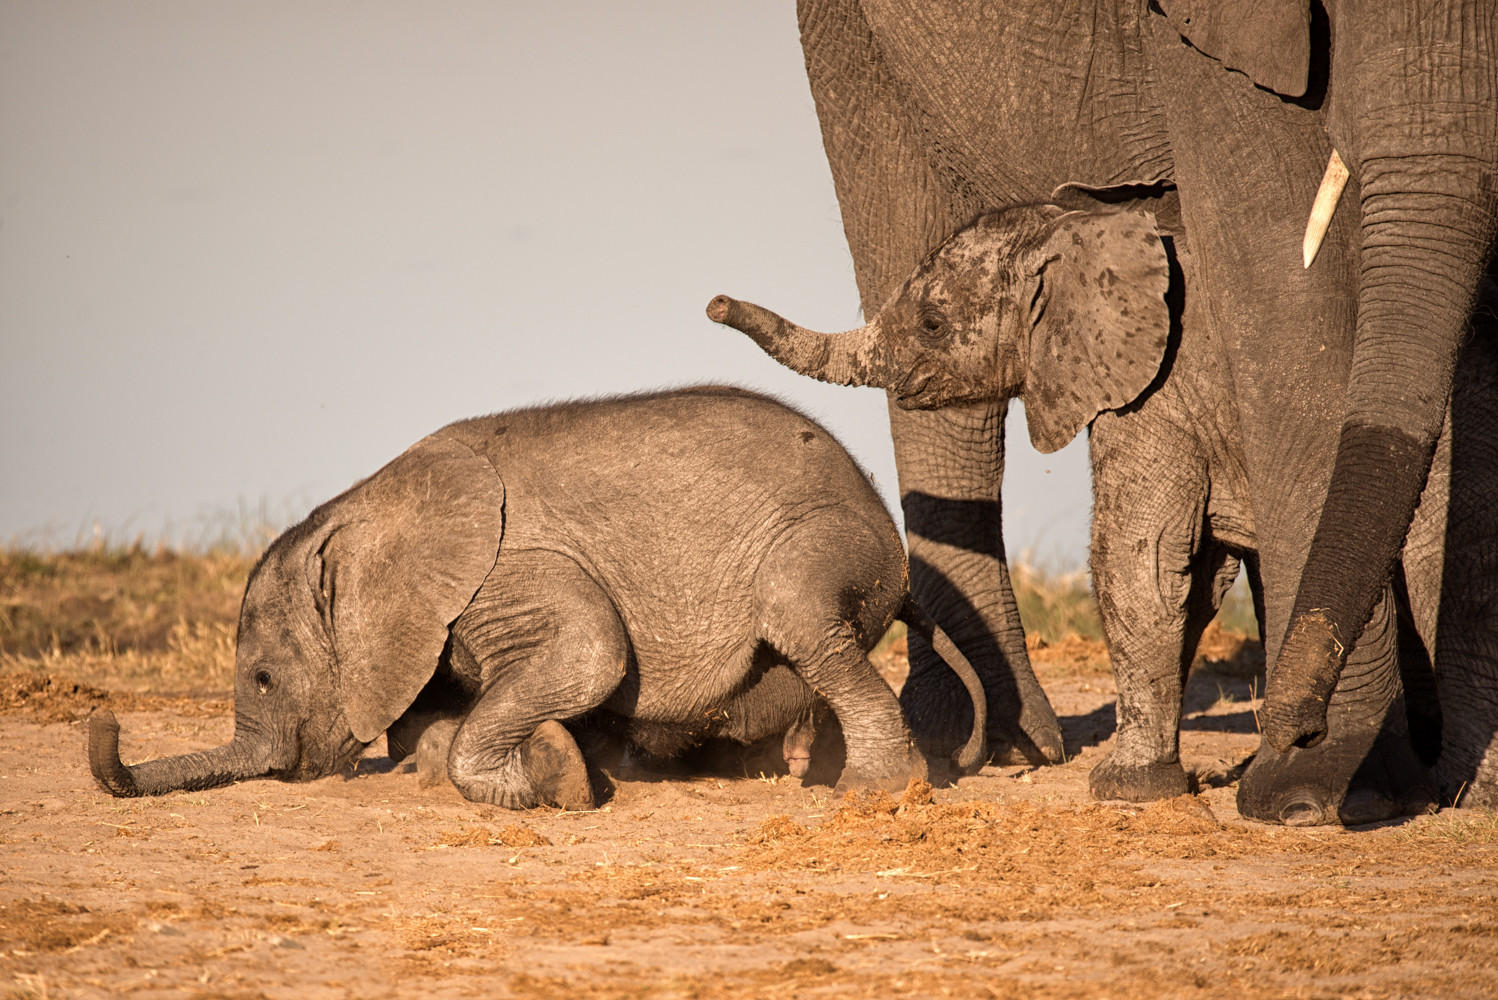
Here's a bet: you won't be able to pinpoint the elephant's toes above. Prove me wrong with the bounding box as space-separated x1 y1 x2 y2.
1237 776 1338 826
520 720 595 811
1340 733 1436 824
414 719 461 788
1019 713 1066 766
1237 750 1345 826
983 717 1064 766
836 747 929 794
1336 787 1402 826
1088 755 1189 803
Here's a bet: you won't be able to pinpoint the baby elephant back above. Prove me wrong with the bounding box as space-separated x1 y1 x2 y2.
443 387 905 641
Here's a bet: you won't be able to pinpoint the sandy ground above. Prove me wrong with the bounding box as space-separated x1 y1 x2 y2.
3 639 1496 1000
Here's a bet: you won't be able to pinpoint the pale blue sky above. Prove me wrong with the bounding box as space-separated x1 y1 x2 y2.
1 1 1091 566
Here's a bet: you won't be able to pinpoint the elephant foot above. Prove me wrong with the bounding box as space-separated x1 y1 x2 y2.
1016 701 1066 765
1089 753 1190 802
985 723 1064 766
519 720 596 811
1236 725 1431 826
1340 728 1435 824
415 719 461 788
835 746 928 794
981 698 1065 766
1435 754 1498 810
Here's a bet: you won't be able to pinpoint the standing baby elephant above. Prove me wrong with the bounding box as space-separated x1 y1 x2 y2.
89 387 986 809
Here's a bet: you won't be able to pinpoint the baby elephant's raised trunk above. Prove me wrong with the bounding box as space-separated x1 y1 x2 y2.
707 295 891 388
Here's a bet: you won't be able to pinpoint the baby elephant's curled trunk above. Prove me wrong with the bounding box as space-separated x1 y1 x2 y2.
87 709 267 797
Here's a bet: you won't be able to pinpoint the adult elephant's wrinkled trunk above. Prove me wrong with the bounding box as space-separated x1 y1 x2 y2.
1265 8 1498 752
706 295 896 388
88 710 271 796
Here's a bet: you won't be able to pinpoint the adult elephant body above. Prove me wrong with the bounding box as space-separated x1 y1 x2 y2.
787 0 1496 821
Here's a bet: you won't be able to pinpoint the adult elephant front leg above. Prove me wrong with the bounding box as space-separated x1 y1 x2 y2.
890 400 1063 765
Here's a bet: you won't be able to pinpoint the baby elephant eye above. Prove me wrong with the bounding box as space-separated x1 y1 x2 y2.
917 310 949 341
254 670 275 695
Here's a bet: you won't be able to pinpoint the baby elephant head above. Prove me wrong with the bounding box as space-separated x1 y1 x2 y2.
88 433 506 797
708 203 1171 453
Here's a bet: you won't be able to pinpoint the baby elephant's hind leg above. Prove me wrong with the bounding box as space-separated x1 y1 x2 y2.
762 614 924 788
444 551 629 809
791 632 925 789
758 531 924 789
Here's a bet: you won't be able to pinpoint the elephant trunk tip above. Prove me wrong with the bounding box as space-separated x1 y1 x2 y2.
87 709 140 797
1263 611 1343 752
705 294 735 325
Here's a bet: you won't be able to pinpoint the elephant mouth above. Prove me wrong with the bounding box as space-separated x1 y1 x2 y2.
265 720 365 781
895 364 971 410
894 367 938 409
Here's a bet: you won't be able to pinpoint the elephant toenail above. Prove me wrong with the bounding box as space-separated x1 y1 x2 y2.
1278 797 1325 826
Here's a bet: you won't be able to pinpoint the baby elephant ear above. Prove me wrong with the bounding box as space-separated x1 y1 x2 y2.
323 433 505 744
1022 210 1172 454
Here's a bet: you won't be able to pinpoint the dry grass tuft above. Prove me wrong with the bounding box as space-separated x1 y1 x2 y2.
1012 561 1102 642
751 814 809 843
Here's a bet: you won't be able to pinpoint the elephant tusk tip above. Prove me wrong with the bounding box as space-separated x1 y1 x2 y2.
1302 148 1349 269
705 295 734 324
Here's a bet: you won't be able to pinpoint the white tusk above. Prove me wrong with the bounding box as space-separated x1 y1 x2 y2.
1303 149 1349 269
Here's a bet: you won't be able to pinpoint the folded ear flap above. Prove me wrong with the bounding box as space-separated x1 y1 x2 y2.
1155 0 1311 99
320 433 505 744
1021 210 1172 454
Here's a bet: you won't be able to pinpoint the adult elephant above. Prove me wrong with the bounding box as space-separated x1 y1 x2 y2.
785 0 1495 821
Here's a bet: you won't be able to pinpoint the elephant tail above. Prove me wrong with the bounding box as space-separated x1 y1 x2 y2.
899 597 988 773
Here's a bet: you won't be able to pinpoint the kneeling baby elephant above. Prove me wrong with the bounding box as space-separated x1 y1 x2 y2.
89 387 986 808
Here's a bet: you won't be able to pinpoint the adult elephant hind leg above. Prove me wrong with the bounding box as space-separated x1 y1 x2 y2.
1403 311 1498 808
444 553 629 809
892 404 1062 767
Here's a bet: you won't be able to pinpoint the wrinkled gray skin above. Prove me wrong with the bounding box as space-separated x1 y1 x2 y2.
88 388 989 809
725 1 1495 824
399 665 852 791
392 662 850 791
713 204 1498 817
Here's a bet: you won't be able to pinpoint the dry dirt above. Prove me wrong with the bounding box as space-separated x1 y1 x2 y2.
3 611 1497 998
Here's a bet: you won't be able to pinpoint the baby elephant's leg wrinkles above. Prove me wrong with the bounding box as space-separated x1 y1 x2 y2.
445 550 629 809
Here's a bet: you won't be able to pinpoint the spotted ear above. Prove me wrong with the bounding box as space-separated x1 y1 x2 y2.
1021 210 1172 454
1155 0 1312 98
318 433 505 744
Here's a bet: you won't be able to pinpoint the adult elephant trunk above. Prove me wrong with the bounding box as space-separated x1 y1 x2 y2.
705 295 897 388
709 296 1064 763
1265 11 1498 753
88 710 271 796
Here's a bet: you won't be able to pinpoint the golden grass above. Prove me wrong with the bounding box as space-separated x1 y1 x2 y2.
0 546 1263 699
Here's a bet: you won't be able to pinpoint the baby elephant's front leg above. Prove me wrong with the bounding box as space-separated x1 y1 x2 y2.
443 551 629 809
448 714 593 809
